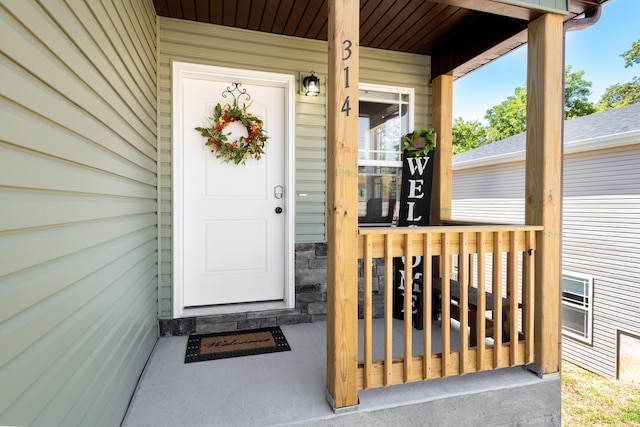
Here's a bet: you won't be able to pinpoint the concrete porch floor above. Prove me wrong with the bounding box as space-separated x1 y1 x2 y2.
123 320 560 426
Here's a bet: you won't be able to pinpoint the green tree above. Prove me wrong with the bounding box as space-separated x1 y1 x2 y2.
596 38 640 110
622 38 640 68
483 66 595 143
452 117 487 154
564 65 596 119
484 86 527 142
596 77 640 110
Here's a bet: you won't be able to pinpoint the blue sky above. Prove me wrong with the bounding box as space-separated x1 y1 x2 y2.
452 0 640 123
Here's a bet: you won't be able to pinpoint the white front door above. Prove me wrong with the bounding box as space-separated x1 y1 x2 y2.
173 63 294 314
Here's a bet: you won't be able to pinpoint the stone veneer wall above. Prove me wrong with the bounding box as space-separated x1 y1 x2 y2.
293 243 328 322
159 242 388 336
295 243 390 321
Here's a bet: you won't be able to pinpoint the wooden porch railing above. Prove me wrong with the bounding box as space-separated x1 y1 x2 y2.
356 224 543 390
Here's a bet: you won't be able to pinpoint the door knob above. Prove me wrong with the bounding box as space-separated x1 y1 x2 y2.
275 207 283 214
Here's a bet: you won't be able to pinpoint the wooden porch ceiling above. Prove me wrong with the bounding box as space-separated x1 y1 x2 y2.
154 0 607 79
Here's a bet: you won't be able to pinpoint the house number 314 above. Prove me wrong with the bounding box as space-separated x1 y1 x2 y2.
341 39 352 116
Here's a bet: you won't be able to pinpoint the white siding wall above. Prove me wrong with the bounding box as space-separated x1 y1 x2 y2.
0 1 158 426
451 162 526 223
157 18 431 318
452 143 640 378
562 144 640 378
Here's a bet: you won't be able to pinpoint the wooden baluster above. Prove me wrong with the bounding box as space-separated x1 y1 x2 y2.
476 232 487 371
493 231 503 368
508 231 519 365
441 233 451 377
384 234 393 385
459 232 469 374
403 233 413 382
524 230 536 364
423 233 432 379
363 234 373 389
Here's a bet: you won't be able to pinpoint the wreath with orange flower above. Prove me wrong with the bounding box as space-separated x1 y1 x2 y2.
195 101 268 165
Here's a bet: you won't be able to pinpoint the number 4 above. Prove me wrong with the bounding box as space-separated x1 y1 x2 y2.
341 96 351 116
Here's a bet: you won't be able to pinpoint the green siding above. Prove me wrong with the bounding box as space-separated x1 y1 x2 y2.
495 0 569 14
0 1 158 426
157 18 430 318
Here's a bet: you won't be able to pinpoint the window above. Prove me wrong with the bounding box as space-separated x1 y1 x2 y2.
561 271 593 343
358 84 413 225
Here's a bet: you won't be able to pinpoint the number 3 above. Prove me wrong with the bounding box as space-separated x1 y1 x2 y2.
343 40 352 60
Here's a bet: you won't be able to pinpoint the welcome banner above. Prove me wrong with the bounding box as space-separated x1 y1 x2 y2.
393 152 435 319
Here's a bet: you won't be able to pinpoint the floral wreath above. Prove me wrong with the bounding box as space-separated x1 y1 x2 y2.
195 101 268 165
402 128 435 157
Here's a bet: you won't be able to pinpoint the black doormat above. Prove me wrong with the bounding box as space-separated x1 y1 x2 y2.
185 326 291 363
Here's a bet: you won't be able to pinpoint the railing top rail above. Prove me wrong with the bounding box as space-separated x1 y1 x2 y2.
358 224 543 236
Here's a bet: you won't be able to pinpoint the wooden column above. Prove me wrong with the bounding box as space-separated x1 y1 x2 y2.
431 74 453 224
326 0 359 410
525 13 563 375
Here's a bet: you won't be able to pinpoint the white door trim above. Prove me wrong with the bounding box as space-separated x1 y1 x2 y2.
171 61 295 318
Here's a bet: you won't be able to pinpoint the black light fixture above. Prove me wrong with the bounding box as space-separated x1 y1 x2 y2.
302 71 320 96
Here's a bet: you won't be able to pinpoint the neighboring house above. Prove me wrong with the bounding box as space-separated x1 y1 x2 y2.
452 103 640 380
1 1 608 425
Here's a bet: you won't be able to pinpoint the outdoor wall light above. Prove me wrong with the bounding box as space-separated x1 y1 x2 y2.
302 71 320 96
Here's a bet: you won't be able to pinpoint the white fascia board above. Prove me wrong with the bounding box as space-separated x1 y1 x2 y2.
453 149 526 170
564 129 640 154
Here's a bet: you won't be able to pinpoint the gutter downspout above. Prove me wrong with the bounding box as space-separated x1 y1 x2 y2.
559 3 602 366
561 4 604 124
562 5 603 116
563 5 602 33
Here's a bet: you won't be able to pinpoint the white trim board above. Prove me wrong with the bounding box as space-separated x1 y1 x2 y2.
171 61 296 318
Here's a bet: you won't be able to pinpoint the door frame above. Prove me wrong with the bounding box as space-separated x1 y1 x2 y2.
171 61 296 318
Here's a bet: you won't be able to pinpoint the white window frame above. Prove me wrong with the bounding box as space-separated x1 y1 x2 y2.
358 83 414 168
561 270 594 344
357 84 414 224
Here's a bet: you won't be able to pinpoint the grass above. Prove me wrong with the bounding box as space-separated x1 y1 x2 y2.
562 360 640 426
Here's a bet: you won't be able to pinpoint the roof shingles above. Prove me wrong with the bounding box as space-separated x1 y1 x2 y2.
453 103 640 164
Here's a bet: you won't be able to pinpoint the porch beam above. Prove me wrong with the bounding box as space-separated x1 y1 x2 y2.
525 13 563 375
431 17 528 79
431 74 453 224
326 0 359 410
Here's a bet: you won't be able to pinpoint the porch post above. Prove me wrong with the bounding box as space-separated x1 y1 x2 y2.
431 74 453 224
326 0 359 410
525 13 563 375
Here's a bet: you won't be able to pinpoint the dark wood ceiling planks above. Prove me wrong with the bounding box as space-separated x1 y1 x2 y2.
154 0 607 78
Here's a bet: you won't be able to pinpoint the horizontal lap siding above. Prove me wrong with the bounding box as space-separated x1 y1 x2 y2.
452 142 640 378
0 1 158 426
451 163 526 223
157 18 430 318
561 144 640 378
